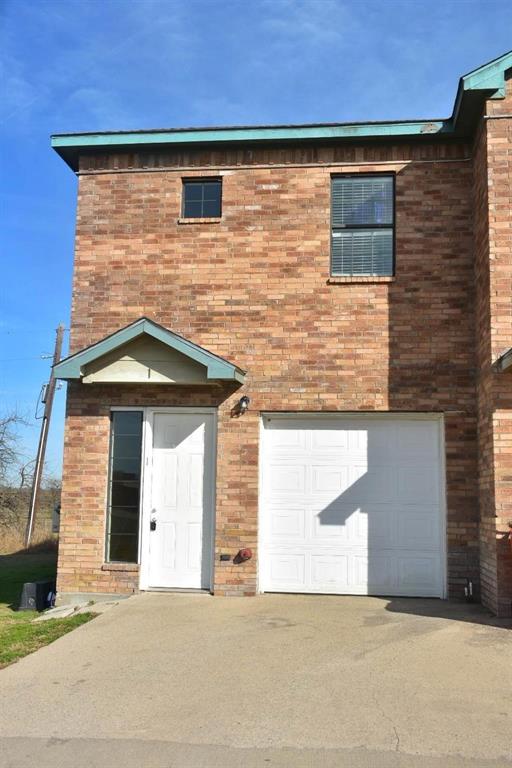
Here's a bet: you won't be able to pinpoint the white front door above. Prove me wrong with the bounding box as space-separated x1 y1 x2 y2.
146 411 214 589
260 415 445 598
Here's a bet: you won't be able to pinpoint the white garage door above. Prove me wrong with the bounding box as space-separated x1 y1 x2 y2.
260 415 445 597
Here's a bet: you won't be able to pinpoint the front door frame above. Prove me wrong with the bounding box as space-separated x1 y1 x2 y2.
138 406 217 592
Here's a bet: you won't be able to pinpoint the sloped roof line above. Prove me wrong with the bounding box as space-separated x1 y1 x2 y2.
53 317 246 383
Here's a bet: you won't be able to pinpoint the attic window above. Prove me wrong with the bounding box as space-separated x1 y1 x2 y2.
182 178 222 218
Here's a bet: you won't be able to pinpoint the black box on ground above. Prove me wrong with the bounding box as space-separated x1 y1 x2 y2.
18 580 56 612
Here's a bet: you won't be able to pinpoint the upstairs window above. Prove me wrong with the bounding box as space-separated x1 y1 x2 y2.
331 175 394 276
182 178 222 218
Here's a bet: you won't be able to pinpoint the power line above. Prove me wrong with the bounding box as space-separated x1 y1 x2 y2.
0 356 56 362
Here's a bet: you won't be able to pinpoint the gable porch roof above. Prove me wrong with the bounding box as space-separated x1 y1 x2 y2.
53 317 246 383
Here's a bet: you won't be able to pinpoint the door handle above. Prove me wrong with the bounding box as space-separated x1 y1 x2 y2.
150 515 157 531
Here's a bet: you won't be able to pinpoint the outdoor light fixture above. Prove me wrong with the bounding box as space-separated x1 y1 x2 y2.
238 395 250 413
230 395 251 418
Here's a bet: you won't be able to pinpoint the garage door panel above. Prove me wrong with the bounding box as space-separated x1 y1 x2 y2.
397 555 441 593
267 553 306 588
311 464 395 502
261 416 444 598
397 467 439 503
355 554 396 592
263 549 442 596
313 503 396 547
311 464 350 493
363 422 398 463
352 467 397 503
269 507 306 538
396 421 438 463
311 554 349 589
268 464 306 493
351 505 397 547
311 427 350 450
312 504 352 540
397 508 440 550
266 426 307 451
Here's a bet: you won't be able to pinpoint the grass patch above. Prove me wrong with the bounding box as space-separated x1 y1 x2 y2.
0 612 94 668
0 551 95 669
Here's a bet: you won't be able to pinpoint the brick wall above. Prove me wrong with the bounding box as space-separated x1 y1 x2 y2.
473 117 496 609
474 75 512 616
58 138 481 598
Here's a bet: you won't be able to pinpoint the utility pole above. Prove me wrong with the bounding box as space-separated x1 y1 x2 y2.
25 324 65 548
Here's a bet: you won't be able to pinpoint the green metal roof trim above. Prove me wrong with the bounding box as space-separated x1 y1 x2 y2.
51 120 451 150
52 51 512 171
53 317 246 383
451 50 512 133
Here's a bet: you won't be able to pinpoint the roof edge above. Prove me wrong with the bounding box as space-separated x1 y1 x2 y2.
51 50 512 172
51 119 452 171
451 50 512 128
53 317 246 383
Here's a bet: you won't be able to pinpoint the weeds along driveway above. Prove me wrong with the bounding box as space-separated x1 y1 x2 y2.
0 592 511 768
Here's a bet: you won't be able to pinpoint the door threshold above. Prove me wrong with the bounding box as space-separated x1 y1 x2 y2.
143 587 211 594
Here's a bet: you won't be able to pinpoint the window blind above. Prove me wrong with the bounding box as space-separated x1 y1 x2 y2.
331 176 394 276
332 229 393 276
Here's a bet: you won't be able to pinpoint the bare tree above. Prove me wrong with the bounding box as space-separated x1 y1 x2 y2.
18 459 36 490
0 412 61 547
0 412 28 483
0 412 32 541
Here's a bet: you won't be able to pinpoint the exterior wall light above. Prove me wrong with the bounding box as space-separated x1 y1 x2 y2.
231 395 250 418
238 396 250 413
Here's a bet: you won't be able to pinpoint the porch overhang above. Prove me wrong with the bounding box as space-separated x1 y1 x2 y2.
53 317 246 384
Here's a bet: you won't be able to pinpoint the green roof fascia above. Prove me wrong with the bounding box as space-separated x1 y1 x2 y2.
51 120 451 150
51 120 451 170
53 317 246 383
451 50 512 131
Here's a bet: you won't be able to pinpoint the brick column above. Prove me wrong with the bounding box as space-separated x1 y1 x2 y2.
474 77 512 616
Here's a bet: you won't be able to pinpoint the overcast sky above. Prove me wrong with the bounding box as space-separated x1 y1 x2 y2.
1 0 511 481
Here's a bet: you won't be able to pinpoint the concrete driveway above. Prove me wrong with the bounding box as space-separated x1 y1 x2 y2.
0 593 511 768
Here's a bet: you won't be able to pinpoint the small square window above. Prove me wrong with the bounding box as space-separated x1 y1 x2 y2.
182 179 222 218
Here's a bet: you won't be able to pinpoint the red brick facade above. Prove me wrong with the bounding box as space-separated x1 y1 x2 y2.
474 77 512 616
56 82 511 613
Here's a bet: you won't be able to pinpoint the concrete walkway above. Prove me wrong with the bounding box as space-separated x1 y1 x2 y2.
0 593 511 767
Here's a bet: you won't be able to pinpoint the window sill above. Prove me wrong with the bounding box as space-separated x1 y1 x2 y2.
101 563 139 572
177 217 222 225
327 276 395 284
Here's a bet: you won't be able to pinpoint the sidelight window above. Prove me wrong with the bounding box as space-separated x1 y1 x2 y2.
106 411 143 563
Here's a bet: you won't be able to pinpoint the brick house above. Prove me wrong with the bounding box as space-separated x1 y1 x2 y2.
52 52 512 615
